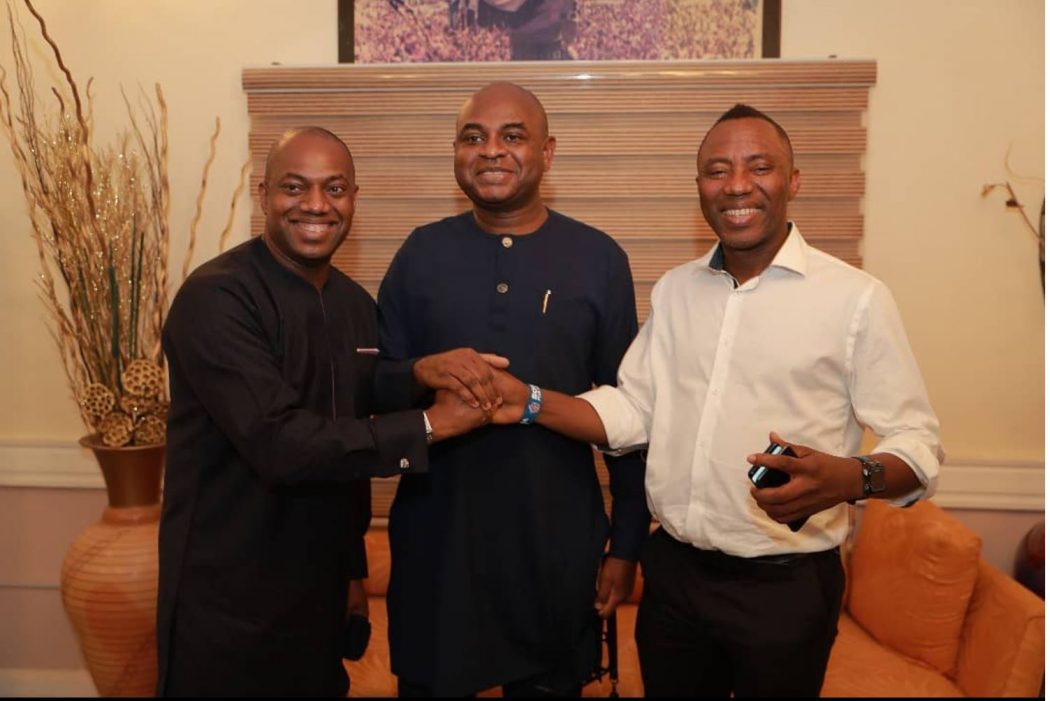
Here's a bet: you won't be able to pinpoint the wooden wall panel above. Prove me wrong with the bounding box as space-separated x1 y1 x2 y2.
244 59 876 305
243 60 876 514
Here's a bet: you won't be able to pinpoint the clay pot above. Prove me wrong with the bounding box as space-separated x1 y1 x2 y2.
60 436 164 696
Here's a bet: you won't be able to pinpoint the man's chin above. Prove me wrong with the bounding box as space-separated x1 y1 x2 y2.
466 190 519 211
713 228 779 254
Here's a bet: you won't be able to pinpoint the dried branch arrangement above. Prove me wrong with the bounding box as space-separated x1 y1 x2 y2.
0 0 242 446
980 181 1041 243
982 149 1045 293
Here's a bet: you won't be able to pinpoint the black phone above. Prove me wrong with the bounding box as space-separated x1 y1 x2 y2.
748 442 808 532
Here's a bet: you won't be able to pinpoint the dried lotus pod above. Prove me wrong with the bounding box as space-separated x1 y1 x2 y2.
99 411 134 447
119 393 155 420
122 359 165 398
133 414 166 446
80 383 115 417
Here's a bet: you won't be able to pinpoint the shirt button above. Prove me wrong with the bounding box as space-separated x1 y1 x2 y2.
496 282 509 294
399 457 410 470
501 236 513 248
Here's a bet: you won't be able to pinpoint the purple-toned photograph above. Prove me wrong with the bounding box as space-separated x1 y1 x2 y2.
350 0 774 63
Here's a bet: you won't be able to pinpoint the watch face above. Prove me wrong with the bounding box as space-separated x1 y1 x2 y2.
862 456 886 493
870 466 886 492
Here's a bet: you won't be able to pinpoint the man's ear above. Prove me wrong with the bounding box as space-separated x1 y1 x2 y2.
257 181 270 212
542 135 556 172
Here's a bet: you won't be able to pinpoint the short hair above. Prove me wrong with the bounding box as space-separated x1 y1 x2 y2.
264 126 354 183
699 103 794 163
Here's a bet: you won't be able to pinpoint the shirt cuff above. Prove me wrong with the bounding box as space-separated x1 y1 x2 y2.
370 410 429 476
873 435 945 505
578 385 648 453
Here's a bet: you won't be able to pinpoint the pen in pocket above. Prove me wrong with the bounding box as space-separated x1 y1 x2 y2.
542 289 551 315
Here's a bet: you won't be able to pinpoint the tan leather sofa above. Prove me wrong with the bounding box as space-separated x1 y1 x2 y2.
821 500 1044 697
346 500 1044 697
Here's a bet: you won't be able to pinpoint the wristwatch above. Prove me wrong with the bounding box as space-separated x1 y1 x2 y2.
848 455 886 504
422 411 433 445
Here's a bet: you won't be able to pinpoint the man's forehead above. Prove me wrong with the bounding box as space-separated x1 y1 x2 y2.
698 118 789 159
457 86 543 130
270 134 354 175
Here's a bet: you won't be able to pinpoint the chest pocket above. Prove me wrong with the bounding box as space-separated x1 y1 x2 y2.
534 292 597 392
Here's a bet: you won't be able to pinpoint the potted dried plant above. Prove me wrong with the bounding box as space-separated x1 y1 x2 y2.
0 0 243 694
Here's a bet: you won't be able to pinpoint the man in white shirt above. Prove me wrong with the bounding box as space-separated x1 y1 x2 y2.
489 104 943 696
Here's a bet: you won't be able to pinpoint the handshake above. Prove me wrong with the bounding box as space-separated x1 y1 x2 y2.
415 348 533 443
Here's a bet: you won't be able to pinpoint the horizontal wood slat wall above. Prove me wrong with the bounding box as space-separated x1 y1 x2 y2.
243 59 876 322
243 60 876 515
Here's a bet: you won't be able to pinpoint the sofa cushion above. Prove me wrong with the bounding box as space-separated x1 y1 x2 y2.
821 614 964 697
363 528 392 595
846 500 981 676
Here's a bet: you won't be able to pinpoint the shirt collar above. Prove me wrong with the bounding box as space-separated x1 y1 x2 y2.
701 221 808 278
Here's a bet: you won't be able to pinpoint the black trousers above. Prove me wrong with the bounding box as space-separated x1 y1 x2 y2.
398 671 582 698
635 528 844 698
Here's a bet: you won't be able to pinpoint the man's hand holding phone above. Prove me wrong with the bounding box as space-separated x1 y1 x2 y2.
748 441 808 532
747 431 861 532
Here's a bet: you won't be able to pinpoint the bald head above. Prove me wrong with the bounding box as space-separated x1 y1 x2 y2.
457 81 549 138
264 127 354 184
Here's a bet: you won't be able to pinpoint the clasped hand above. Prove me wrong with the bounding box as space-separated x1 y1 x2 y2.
419 350 531 440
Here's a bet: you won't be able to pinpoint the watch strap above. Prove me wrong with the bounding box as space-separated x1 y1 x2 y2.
848 455 886 504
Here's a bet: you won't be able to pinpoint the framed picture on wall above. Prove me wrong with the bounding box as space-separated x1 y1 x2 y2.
338 0 781 63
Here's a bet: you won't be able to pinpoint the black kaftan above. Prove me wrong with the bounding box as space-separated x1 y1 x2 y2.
157 237 427 696
376 210 649 695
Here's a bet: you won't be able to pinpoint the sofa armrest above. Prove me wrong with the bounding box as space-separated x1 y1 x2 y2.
954 560 1044 697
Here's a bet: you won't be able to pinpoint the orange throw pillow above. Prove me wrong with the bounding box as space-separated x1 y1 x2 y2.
847 500 981 676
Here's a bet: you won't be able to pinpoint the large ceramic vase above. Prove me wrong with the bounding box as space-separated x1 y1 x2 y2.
60 435 164 696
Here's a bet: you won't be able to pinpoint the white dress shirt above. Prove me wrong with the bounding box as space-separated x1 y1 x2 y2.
581 225 943 557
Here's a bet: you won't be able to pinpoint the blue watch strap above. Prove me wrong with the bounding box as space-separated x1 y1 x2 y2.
520 384 542 425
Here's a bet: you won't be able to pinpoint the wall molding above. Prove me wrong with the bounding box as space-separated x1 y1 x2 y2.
929 458 1044 512
0 441 103 489
0 440 1041 511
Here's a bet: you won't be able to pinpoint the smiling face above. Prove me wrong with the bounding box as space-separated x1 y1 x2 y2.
453 82 554 216
258 131 358 277
696 117 800 259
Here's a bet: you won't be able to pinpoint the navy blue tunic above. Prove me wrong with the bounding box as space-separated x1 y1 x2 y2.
377 210 649 694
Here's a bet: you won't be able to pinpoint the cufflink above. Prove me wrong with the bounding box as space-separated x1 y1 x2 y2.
399 457 410 471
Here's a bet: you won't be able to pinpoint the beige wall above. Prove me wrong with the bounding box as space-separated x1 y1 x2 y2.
0 0 1042 679
783 0 1045 463
0 0 336 441
0 0 1041 461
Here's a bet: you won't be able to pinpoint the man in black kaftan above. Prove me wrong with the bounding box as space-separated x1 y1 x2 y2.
376 83 649 697
157 128 493 697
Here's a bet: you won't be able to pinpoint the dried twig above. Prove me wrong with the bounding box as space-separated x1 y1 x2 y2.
184 117 221 281
981 181 1041 242
219 156 253 253
0 0 241 444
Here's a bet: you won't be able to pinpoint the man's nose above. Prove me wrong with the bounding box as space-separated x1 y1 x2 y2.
480 135 505 158
725 168 753 195
300 185 330 212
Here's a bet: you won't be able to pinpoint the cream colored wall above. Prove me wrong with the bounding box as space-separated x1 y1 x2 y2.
782 0 1045 462
0 0 336 441
0 0 1042 461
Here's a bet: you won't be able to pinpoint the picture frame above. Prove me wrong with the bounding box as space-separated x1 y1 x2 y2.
339 0 781 63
